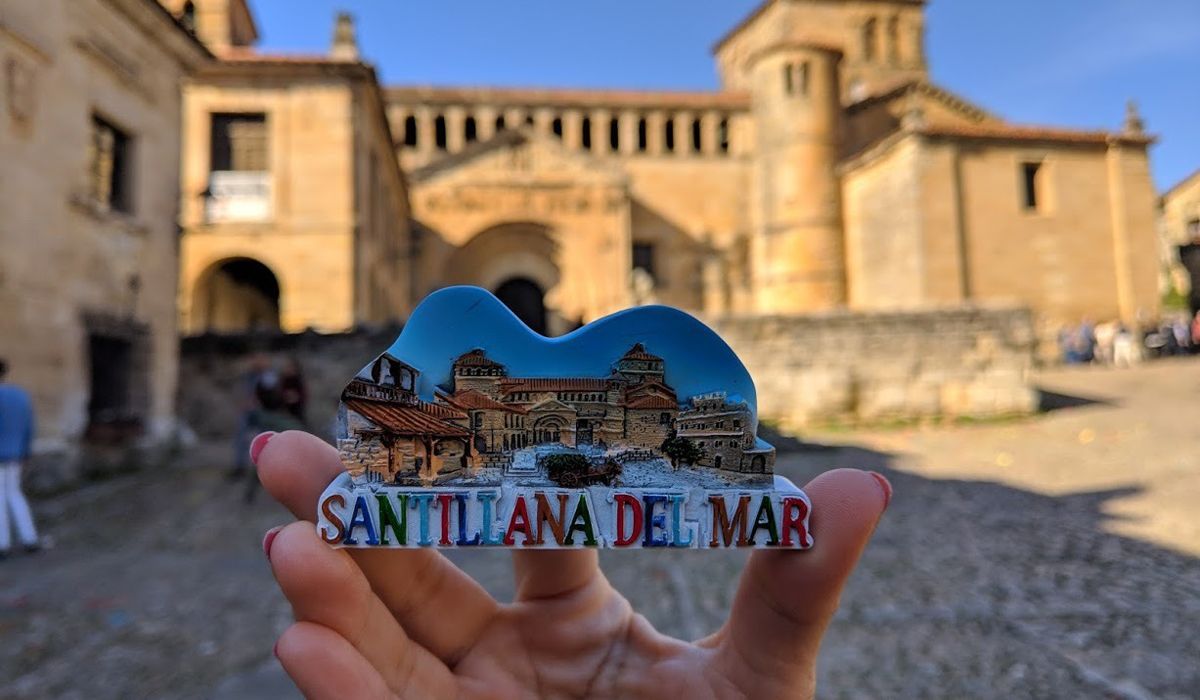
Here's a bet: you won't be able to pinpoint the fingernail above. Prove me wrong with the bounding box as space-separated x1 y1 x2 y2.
262 526 282 559
869 471 893 510
249 431 276 466
273 637 280 659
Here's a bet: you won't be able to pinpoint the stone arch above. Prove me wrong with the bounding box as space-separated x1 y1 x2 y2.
533 415 566 444
443 222 563 333
189 257 281 333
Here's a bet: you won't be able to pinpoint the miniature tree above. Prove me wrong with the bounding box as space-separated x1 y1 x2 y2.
660 430 705 469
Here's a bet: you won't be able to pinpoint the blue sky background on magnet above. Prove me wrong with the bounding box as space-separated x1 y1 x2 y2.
378 286 758 414
251 0 1200 192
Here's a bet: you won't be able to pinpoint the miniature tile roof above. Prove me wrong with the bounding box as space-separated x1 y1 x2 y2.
345 398 470 437
620 343 663 362
625 394 679 410
500 378 613 393
453 349 505 368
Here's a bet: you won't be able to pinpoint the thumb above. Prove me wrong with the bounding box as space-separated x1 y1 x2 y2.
715 468 890 694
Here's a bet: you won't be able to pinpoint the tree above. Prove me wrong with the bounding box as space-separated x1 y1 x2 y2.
660 430 705 469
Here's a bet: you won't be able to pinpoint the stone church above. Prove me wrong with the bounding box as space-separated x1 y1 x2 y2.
170 0 1160 338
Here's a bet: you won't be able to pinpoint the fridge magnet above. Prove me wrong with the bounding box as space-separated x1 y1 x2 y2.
317 286 812 550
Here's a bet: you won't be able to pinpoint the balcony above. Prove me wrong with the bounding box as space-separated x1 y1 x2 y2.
204 171 271 223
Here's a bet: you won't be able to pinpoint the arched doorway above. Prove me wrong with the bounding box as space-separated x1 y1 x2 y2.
495 277 547 334
191 257 280 333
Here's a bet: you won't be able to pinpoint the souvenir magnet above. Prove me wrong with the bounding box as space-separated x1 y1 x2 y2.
317 286 813 549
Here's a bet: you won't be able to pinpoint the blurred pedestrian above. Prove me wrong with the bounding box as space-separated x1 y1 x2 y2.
244 371 303 503
0 359 40 558
279 356 308 426
230 353 273 479
1094 321 1116 365
1113 324 1140 368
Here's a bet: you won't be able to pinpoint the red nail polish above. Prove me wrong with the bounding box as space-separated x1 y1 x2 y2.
249 431 276 466
263 527 281 559
869 471 893 509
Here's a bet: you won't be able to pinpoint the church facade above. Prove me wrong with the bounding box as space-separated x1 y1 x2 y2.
169 0 1161 338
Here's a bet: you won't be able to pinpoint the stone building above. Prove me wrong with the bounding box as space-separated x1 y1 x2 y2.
165 3 412 333
0 0 209 474
1160 169 1200 315
676 392 774 473
168 0 1160 338
441 344 679 455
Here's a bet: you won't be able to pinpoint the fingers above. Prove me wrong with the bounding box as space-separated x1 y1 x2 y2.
256 432 501 665
511 549 602 601
269 521 458 697
275 622 394 700
716 468 890 692
353 549 500 664
255 430 344 521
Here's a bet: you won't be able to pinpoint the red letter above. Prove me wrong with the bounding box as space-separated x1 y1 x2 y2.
319 493 346 544
613 493 644 546
437 493 454 546
781 497 812 548
503 495 535 546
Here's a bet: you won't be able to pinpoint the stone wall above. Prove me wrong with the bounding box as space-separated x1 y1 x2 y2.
709 305 1037 431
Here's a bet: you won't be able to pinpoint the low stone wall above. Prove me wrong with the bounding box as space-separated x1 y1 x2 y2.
178 326 403 444
708 305 1038 431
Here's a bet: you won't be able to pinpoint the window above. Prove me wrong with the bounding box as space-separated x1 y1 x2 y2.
524 112 535 127
733 419 741 429
609 117 620 150
690 118 702 152
798 61 810 95
784 62 794 94
862 18 878 61
632 242 656 281
581 117 592 150
717 117 730 154
663 118 675 152
1021 162 1044 211
210 113 267 172
464 116 477 143
495 114 507 132
473 412 483 428
434 115 447 150
659 412 670 425
403 115 418 147
636 116 648 152
90 114 133 213
714 455 722 469
551 115 563 138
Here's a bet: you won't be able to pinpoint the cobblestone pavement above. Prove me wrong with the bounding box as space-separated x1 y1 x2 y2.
2 358 1198 699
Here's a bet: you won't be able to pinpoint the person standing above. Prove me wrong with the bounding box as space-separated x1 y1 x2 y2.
230 353 273 479
0 359 40 558
279 356 308 426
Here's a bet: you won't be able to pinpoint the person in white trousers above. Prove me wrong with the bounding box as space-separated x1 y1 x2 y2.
0 358 39 557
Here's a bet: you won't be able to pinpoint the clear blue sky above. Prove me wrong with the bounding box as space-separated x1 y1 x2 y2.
251 0 1199 192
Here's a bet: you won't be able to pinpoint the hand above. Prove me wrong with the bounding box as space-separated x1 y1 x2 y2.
256 431 890 699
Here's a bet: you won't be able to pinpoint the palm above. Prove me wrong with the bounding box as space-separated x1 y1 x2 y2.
257 432 888 699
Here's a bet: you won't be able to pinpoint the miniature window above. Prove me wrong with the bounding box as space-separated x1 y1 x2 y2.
464 116 478 143
434 115 447 150
581 117 593 150
632 241 656 281
403 115 418 147
714 455 722 468
733 419 741 429
659 412 670 424
90 114 133 213
473 412 482 428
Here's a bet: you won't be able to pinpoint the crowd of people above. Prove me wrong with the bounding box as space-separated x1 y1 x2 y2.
229 353 309 502
1059 310 1200 366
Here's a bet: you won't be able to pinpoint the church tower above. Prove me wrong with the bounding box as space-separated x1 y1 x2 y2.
158 0 259 55
746 42 847 312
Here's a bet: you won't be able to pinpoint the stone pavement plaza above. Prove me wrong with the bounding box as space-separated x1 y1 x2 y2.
2 358 1198 699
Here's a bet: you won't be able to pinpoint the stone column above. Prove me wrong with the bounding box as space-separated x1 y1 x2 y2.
591 108 610 153
700 111 719 156
676 110 693 155
417 106 435 154
446 105 466 152
563 109 583 149
646 111 664 155
619 109 638 155
477 105 497 140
